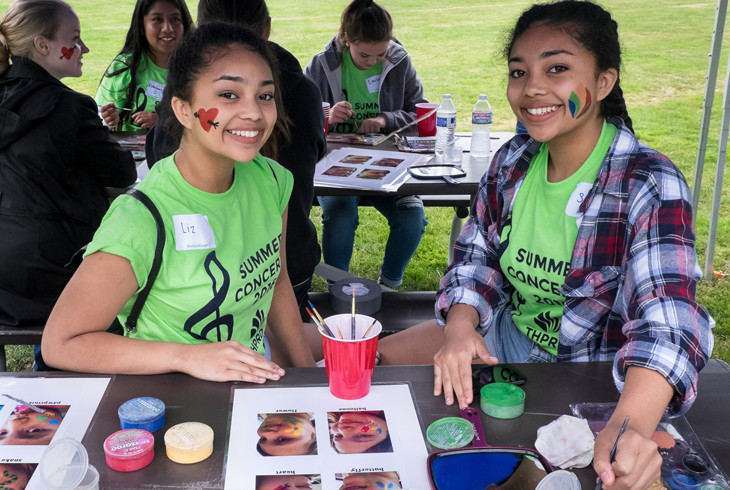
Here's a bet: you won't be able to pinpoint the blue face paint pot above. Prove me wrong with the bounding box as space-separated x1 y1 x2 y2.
118 397 165 432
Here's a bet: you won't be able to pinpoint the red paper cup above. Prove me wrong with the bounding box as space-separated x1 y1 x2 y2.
416 102 438 137
320 314 382 400
322 102 331 136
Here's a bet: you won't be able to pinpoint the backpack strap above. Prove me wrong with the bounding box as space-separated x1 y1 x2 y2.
123 188 165 334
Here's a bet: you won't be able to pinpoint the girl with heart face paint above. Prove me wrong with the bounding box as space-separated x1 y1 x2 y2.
42 23 317 384
0 1 136 336
96 0 193 131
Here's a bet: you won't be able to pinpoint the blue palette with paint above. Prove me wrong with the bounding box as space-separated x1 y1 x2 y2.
118 397 165 432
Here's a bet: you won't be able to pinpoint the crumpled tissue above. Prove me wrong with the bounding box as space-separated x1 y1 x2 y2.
534 414 595 469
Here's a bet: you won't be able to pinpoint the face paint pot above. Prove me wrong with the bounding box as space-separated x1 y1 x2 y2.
40 438 100 489
164 422 214 464
426 417 475 449
480 383 525 419
118 397 165 432
103 429 155 472
535 469 581 490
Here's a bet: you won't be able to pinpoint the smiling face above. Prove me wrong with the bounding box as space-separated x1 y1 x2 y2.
340 472 402 490
256 475 313 490
256 414 316 456
143 0 184 66
0 406 66 445
174 45 277 167
40 8 89 79
506 22 616 145
329 412 390 454
347 40 389 70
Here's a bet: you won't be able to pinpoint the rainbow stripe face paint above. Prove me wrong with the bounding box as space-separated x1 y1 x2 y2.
569 84 592 119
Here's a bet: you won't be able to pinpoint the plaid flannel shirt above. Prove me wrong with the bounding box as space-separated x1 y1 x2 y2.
436 118 712 414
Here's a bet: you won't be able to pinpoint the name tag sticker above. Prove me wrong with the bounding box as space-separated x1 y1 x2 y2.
146 80 165 101
565 182 593 218
173 214 216 251
366 74 381 94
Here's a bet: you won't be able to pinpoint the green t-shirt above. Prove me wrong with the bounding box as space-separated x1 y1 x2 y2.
336 49 382 133
95 53 167 131
499 121 617 355
85 153 293 354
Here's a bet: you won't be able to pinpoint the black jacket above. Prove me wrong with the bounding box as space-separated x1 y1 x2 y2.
147 42 326 287
0 57 137 326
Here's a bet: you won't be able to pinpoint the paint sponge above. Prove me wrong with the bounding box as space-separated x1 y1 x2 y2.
535 415 595 469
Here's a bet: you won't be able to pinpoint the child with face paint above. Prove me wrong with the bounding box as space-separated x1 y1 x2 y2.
256 413 317 456
305 0 428 290
0 405 69 446
0 463 35 489
339 472 401 490
256 474 314 490
41 23 317 381
328 411 392 454
96 0 193 131
0 0 136 331
378 2 712 488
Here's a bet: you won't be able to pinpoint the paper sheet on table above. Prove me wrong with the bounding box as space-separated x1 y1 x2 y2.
224 383 430 490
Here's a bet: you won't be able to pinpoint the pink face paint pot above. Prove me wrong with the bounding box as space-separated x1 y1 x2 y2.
118 397 165 432
103 429 155 472
164 422 214 464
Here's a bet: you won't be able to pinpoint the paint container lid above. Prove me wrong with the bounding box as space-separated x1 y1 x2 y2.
39 438 93 489
103 429 155 472
426 417 475 449
118 397 165 432
535 470 582 490
164 422 214 464
480 382 526 419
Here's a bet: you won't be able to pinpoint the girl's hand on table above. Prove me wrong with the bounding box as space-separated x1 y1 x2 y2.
433 315 498 409
330 101 354 124
180 341 285 383
593 420 662 489
131 110 158 129
99 102 120 128
358 116 386 133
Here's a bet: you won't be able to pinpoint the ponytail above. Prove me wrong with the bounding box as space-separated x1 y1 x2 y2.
604 78 633 134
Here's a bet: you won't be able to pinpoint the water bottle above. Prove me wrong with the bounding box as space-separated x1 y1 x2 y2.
470 94 492 159
435 94 457 162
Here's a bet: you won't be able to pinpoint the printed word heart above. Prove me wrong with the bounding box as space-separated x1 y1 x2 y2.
195 108 219 132
60 46 75 60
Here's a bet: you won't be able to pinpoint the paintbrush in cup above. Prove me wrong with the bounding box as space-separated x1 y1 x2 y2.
351 289 357 340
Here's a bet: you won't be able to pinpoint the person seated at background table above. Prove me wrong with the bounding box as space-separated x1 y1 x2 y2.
41 22 317 380
378 2 713 489
304 0 428 289
0 0 136 331
95 0 192 131
147 0 326 325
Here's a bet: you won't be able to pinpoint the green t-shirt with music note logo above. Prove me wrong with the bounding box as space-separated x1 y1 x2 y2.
85 153 293 353
498 121 616 355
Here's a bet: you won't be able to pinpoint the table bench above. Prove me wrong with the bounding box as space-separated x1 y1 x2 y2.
0 324 43 372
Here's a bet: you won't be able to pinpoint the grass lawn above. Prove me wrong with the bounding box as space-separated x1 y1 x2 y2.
3 0 728 369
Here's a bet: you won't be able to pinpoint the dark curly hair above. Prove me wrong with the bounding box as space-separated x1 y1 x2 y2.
504 0 633 133
161 21 287 159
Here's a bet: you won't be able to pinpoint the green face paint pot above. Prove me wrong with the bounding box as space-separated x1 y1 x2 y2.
480 382 526 419
426 417 475 449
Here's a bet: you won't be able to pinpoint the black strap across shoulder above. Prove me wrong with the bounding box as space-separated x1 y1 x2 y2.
123 188 165 334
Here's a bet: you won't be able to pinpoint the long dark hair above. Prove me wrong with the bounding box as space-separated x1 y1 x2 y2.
197 0 269 36
102 0 192 127
504 0 633 133
162 21 287 159
338 0 392 44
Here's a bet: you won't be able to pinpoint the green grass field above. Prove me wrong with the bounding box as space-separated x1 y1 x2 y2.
2 0 728 369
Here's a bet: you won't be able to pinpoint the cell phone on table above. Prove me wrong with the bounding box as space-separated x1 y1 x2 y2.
471 364 526 395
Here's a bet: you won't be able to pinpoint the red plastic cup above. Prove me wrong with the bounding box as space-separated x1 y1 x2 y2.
416 102 438 137
320 314 382 399
322 102 331 136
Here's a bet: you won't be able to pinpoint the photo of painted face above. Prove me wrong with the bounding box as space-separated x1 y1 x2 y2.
256 474 320 490
356 169 390 180
340 155 371 164
0 405 69 445
337 471 402 490
372 158 404 168
0 463 36 490
328 411 392 454
256 413 317 456
323 166 357 178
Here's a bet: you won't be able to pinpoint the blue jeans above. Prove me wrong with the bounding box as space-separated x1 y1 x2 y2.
482 305 557 363
318 195 427 288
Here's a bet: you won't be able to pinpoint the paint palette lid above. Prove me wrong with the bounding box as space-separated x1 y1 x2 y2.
535 470 581 490
39 437 89 489
426 417 475 449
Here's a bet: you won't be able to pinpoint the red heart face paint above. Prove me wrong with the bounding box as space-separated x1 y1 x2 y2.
194 108 219 132
60 46 75 60
568 84 592 119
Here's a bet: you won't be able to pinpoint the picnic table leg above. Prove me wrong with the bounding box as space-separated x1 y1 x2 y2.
448 205 470 264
